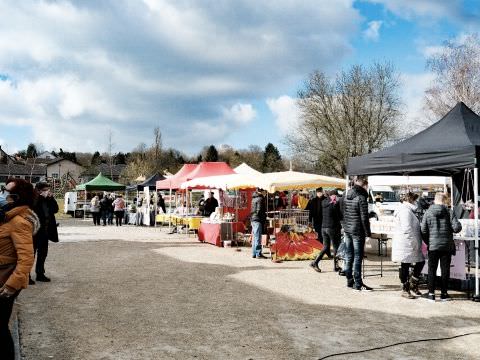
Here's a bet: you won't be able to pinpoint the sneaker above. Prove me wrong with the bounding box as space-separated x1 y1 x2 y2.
347 278 354 288
422 293 435 302
36 274 51 282
310 262 321 273
256 254 268 259
401 290 415 299
355 283 373 291
440 293 452 302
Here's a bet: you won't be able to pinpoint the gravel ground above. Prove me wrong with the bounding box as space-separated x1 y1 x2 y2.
16 221 480 360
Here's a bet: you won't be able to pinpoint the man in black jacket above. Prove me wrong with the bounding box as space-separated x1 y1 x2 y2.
343 178 372 291
32 183 59 283
306 188 328 251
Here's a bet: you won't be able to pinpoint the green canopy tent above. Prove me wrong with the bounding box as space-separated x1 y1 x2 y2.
75 173 126 220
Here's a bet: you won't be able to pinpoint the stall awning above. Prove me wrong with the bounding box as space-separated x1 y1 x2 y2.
156 164 198 190
258 171 345 193
76 173 126 191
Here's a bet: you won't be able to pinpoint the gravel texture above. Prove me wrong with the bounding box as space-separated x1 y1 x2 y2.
16 221 480 359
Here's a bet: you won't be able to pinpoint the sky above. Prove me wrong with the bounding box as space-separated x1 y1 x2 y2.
0 0 479 156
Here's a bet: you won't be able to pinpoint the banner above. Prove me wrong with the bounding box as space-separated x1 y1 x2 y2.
422 239 466 280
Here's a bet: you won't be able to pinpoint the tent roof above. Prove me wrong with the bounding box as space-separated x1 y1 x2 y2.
156 164 198 190
185 162 235 180
127 173 166 191
76 173 126 191
233 163 262 176
347 102 480 176
258 171 345 193
181 173 261 190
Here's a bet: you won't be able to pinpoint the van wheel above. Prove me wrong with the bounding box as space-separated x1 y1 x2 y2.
74 210 83 218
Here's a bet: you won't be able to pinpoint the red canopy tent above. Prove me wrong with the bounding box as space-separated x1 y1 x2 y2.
156 163 198 190
184 162 235 183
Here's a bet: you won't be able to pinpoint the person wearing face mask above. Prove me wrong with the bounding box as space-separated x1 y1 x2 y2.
32 183 59 283
0 178 37 360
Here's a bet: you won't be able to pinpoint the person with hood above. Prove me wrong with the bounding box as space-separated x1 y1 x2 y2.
392 192 425 299
421 192 461 302
306 188 328 252
343 178 373 291
0 179 37 359
250 189 267 259
310 190 343 272
32 182 59 283
90 194 101 226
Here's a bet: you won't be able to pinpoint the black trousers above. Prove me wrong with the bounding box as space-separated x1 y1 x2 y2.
313 228 340 266
400 261 425 283
115 211 124 226
0 291 19 360
92 212 101 225
34 239 48 276
428 250 451 294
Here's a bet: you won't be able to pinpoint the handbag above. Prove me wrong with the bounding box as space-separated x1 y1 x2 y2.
0 263 16 287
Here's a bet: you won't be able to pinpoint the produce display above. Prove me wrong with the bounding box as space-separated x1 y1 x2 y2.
271 225 323 261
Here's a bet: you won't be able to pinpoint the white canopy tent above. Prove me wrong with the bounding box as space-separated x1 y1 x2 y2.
258 170 345 193
233 163 262 176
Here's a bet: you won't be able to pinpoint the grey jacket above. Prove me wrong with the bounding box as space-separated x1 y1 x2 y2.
421 204 461 254
250 192 266 223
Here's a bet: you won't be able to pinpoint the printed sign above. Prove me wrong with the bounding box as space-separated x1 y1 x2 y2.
422 239 466 280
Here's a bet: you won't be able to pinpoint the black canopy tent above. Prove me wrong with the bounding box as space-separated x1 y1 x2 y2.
347 102 480 300
126 173 166 192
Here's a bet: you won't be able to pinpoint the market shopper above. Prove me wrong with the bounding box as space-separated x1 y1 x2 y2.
251 189 267 259
157 193 166 214
306 188 328 252
310 190 342 273
90 194 101 226
100 194 110 226
421 193 462 301
113 194 126 226
343 178 373 291
32 182 59 283
203 192 218 217
392 192 425 299
0 179 37 360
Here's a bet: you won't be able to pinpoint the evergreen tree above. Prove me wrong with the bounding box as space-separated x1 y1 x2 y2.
204 145 219 162
26 143 38 158
91 151 102 165
262 143 284 172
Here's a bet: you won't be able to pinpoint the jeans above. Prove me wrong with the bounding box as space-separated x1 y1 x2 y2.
313 228 340 266
251 221 263 257
343 233 365 286
0 291 19 360
428 250 451 294
400 262 425 284
34 238 48 276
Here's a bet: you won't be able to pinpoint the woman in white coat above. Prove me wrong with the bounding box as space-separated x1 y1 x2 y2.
392 192 425 299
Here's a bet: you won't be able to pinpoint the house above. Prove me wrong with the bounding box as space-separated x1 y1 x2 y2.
45 158 85 184
0 163 47 184
80 163 127 183
37 151 57 161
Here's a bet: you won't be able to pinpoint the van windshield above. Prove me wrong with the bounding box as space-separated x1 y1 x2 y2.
371 191 399 202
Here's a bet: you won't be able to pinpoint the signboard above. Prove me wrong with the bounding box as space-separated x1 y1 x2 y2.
422 239 466 280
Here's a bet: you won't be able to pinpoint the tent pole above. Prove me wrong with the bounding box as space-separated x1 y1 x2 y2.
450 177 454 209
474 168 480 301
168 185 172 232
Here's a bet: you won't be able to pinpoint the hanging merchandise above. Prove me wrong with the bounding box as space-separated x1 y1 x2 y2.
461 169 474 211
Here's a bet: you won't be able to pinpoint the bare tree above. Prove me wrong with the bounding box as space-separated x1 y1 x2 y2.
425 33 480 119
107 129 115 179
152 126 162 163
286 62 402 177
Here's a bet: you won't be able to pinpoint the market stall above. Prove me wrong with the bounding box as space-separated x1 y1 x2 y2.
347 102 480 300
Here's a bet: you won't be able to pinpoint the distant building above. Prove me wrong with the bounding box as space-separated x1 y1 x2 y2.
46 158 85 183
37 151 57 161
0 163 47 184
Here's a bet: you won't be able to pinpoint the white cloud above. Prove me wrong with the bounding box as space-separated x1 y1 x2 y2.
0 0 362 153
363 20 382 41
222 103 257 124
400 72 435 127
266 96 301 135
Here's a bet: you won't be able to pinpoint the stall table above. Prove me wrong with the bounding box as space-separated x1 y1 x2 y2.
198 221 245 247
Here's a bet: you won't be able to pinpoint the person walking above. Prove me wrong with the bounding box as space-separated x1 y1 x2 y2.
310 190 342 272
421 193 462 301
113 194 126 226
250 189 267 259
0 179 37 360
392 192 425 299
343 178 373 291
306 188 328 253
32 182 58 283
90 194 101 226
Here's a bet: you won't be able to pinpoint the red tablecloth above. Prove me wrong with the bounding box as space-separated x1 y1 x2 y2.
198 222 245 247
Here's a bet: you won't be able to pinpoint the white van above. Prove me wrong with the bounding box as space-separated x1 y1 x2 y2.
368 185 400 218
64 192 90 217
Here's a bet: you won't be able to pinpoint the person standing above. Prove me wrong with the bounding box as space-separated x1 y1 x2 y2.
99 194 109 226
306 188 328 252
343 178 373 291
0 179 36 360
310 190 342 272
32 182 58 283
203 192 219 217
107 193 114 225
392 192 425 299
157 193 166 214
250 189 267 259
421 193 462 301
90 194 101 226
113 195 126 226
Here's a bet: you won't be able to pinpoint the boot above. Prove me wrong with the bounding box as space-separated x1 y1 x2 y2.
401 282 415 299
410 276 422 296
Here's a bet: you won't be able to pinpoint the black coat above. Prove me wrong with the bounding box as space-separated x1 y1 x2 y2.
306 195 326 224
33 195 59 244
421 204 462 254
343 185 371 237
321 198 342 229
250 192 266 223
204 197 218 216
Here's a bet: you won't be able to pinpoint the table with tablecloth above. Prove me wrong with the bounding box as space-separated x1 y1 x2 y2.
198 221 246 247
